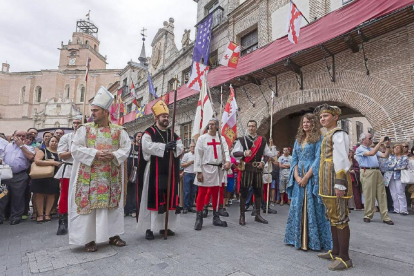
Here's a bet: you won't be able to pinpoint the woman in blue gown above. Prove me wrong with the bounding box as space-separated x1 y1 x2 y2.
284 113 332 251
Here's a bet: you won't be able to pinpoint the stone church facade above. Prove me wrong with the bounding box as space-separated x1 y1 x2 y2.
0 18 120 134
124 0 414 150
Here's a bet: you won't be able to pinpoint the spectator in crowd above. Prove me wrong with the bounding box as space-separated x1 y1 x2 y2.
355 134 394 225
226 149 238 206
271 151 281 205
0 131 35 225
27 128 40 147
377 144 393 212
53 129 65 140
407 147 414 211
31 136 62 223
383 144 409 215
125 132 142 217
181 142 196 214
278 147 292 206
349 149 363 210
401 142 410 156
39 131 53 150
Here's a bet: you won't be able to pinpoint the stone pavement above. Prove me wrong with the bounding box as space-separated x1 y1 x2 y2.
0 203 413 276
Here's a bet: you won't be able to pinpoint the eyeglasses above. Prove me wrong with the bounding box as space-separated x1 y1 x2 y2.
403 146 409 148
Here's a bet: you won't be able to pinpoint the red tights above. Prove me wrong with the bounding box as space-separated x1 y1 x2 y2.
58 178 70 214
196 186 221 212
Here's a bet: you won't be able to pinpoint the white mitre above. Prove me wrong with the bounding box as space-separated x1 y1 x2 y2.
91 86 114 111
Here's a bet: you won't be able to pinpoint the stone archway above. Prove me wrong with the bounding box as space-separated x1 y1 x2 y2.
254 71 414 143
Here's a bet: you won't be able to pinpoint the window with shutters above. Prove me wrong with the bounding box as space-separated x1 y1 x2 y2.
181 122 192 149
241 29 258 56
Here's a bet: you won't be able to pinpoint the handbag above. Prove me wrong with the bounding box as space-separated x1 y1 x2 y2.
29 149 55 180
128 147 137 183
0 164 13 180
401 169 414 185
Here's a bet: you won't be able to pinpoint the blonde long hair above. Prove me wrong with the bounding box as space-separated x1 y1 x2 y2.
296 113 321 144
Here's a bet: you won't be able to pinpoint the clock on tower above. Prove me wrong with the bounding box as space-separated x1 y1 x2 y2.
69 58 76 65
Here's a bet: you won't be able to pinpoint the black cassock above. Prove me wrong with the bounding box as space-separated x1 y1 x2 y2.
136 125 180 215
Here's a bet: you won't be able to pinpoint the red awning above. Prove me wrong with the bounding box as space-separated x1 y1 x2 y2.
128 0 414 121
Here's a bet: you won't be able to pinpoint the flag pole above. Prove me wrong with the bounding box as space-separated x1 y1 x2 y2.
83 49 90 123
164 75 178 240
290 0 310 24
266 90 275 214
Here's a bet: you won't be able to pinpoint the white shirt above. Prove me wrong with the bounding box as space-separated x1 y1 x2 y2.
55 133 74 179
181 152 195 173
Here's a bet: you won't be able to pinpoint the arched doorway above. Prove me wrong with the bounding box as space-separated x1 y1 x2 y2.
252 71 414 147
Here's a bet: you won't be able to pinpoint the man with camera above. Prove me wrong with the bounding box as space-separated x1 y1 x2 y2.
0 131 35 225
355 133 394 225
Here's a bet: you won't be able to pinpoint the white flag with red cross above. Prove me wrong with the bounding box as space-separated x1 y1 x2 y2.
221 85 238 148
286 1 303 44
219 41 241 69
84 57 91 81
187 61 209 92
192 75 214 142
130 82 136 98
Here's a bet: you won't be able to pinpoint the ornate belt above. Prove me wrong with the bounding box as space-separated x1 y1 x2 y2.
246 161 261 168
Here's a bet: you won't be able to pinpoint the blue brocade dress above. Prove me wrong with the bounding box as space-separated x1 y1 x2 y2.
284 138 332 251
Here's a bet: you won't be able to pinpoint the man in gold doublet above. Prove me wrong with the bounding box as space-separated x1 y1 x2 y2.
314 104 353 271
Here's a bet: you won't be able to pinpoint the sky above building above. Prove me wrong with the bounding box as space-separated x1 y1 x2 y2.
0 0 197 72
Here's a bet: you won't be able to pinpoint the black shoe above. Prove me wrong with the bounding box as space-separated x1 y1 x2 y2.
218 207 229 217
10 219 20 225
262 208 277 214
188 208 197 213
57 214 68 235
194 211 203 230
159 229 175 236
251 206 257 216
202 206 208 218
183 209 188 214
145 230 155 240
213 211 228 227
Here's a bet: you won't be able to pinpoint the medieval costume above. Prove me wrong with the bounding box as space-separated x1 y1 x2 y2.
232 136 276 225
284 137 332 251
314 104 353 270
68 87 130 249
136 100 184 239
193 131 230 230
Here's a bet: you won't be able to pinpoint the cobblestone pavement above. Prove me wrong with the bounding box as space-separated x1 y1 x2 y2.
0 203 413 276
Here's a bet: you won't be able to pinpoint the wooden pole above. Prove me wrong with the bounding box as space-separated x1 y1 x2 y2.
164 75 178 240
266 90 275 214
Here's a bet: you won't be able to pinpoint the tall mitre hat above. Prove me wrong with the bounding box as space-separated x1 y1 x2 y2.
91 86 114 111
313 103 341 117
73 115 83 121
151 100 169 117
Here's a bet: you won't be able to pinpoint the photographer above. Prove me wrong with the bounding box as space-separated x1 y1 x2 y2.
0 131 35 225
355 134 393 225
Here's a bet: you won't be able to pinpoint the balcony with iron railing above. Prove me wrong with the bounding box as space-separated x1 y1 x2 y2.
196 6 225 30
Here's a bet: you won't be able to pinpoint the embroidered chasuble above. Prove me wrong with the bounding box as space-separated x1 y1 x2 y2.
75 123 124 214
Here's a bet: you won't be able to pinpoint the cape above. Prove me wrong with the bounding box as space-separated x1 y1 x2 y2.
238 135 267 163
136 125 180 214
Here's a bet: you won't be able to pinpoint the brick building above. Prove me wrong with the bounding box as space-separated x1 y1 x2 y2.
0 18 120 134
124 0 414 149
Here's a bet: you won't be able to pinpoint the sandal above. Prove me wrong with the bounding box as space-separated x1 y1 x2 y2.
31 212 37 221
109 235 126 247
44 215 51 222
36 216 44 223
328 257 353 271
85 241 98 252
317 250 338 260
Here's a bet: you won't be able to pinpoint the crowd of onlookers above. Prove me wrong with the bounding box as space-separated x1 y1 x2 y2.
0 128 65 226
1 127 413 230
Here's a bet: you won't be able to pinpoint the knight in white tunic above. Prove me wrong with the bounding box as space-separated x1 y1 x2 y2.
68 87 130 252
193 118 231 230
54 115 82 236
136 100 184 240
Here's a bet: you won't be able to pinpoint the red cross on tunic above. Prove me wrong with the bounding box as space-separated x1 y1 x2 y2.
207 138 220 159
